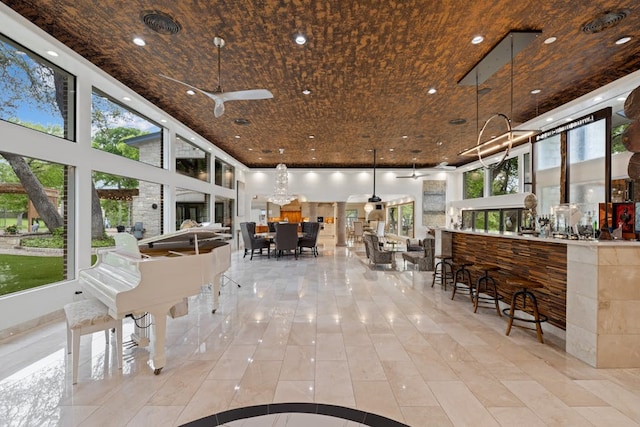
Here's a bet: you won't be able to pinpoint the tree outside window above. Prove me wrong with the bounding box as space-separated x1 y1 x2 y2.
463 168 484 199
490 157 519 196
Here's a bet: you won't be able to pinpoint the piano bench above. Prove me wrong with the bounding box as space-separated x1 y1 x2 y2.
64 298 122 385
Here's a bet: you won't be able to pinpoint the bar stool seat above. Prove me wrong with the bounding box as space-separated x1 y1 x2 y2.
431 254 453 290
451 261 473 301
502 278 548 343
473 264 502 316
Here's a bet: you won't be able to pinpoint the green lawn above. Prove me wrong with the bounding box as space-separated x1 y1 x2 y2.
0 254 64 296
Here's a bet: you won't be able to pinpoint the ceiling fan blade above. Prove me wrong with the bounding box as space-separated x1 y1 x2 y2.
159 74 217 99
213 98 225 118
221 89 274 101
436 162 455 170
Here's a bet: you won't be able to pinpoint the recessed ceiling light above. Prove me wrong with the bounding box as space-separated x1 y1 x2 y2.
122 96 131 101
546 117 554 122
302 89 311 95
402 135 408 139
208 148 212 151
617 97 627 102
133 37 146 46
295 34 307 45
308 135 315 139
160 119 167 123
258 157 262 160
565 117 573 122
471 35 484 44
248 148 253 151
235 135 241 139
190 137 195 140
428 88 437 94
616 36 632 45
530 89 541 94
594 96 603 102
310 148 315 151
437 141 443 146
389 148 394 152
46 50 58 57
186 90 195 95
544 36 557 44
312 157 316 160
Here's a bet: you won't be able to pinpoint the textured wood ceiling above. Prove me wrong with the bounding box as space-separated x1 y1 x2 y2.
4 0 640 168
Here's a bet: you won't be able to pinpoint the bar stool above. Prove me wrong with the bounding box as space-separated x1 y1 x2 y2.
431 254 454 290
502 278 548 343
451 261 473 301
473 264 502 316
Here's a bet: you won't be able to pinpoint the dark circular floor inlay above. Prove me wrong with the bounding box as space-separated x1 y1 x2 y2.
180 402 410 427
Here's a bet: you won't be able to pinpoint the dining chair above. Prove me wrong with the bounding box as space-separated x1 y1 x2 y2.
274 222 299 259
240 222 270 260
298 222 320 256
353 221 364 242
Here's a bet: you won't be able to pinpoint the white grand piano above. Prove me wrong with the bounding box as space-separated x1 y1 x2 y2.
78 225 231 374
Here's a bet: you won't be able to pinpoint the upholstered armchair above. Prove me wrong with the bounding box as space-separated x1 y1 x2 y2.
406 238 423 252
363 233 394 267
240 222 271 260
298 222 320 256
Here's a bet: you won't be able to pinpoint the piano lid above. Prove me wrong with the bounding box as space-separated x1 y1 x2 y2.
138 224 230 250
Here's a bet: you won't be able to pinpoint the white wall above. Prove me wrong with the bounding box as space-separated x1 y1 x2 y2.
245 168 451 237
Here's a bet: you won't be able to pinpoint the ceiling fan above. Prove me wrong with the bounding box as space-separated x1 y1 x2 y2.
160 36 273 117
396 162 455 179
396 163 430 179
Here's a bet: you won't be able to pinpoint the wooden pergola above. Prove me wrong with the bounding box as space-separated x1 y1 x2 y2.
0 183 59 229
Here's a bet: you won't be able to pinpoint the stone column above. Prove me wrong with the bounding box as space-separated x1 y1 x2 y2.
308 202 318 222
336 201 347 247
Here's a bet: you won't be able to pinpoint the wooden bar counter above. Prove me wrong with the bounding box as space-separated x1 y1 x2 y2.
439 229 640 368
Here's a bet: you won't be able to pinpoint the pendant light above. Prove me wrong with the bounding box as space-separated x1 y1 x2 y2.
368 149 381 203
458 30 540 168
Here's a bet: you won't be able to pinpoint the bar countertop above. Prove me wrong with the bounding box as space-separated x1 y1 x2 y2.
442 228 640 246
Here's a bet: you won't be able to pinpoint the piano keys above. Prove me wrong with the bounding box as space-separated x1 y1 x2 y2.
79 225 231 374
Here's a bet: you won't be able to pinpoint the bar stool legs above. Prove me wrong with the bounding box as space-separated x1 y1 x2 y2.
431 255 453 290
473 264 502 316
451 262 473 301
503 279 548 343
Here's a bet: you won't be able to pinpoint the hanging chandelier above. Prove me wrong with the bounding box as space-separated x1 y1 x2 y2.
267 148 296 206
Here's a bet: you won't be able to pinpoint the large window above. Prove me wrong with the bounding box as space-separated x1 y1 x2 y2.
534 134 561 216
0 34 75 140
91 89 162 168
568 120 605 214
386 202 414 238
215 196 234 231
93 171 162 239
176 135 210 182
346 209 358 228
176 188 209 228
0 154 71 296
215 158 234 189
463 167 484 199
490 157 518 196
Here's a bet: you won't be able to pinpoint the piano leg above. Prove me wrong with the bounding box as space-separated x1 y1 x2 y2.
149 309 168 375
211 273 221 314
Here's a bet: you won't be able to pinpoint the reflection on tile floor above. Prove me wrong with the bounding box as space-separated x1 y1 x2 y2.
1 242 640 426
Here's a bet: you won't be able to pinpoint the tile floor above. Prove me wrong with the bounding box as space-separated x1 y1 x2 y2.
1 241 640 426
